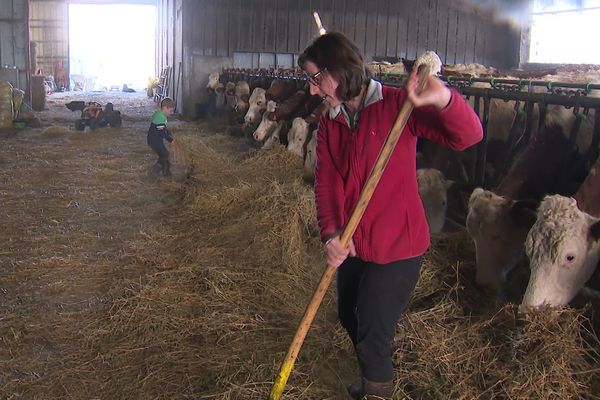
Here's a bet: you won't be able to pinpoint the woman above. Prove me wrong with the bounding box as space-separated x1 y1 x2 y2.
298 32 483 399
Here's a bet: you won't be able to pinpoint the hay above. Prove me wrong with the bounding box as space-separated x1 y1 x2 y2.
2 116 599 399
41 125 71 137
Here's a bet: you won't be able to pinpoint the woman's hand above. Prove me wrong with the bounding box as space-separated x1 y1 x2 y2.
324 235 357 268
406 68 452 110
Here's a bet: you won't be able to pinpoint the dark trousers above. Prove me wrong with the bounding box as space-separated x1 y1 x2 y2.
337 256 422 382
148 137 170 175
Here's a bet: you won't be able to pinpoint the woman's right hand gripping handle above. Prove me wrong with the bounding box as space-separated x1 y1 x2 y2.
324 235 357 268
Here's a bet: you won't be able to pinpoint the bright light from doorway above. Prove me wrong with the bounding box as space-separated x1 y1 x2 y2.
69 4 156 91
529 0 600 64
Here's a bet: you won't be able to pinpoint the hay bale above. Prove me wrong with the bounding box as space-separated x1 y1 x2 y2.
0 80 13 128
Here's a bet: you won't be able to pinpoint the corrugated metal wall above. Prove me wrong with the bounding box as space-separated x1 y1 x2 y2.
0 0 30 93
29 1 68 85
185 0 520 68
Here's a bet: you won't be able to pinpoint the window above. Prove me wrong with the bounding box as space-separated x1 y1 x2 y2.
233 52 295 69
529 0 600 63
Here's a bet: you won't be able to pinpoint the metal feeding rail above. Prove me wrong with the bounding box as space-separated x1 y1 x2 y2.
221 67 600 191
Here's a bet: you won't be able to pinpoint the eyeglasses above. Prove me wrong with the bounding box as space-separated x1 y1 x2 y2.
305 68 326 86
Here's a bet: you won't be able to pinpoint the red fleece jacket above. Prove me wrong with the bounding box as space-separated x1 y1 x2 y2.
315 85 483 264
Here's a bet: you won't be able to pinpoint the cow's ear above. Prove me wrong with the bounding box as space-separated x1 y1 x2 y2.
590 219 600 241
509 199 539 228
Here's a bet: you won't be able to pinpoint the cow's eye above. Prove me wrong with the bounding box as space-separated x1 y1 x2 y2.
566 254 575 263
257 101 262 106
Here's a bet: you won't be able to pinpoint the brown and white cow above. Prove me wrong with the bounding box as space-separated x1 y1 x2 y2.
253 100 279 141
287 117 310 158
206 71 221 90
466 123 578 293
244 87 267 125
287 101 329 158
521 158 600 310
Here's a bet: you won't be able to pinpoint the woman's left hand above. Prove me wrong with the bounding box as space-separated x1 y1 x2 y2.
406 68 452 110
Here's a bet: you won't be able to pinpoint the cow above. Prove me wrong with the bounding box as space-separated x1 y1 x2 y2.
206 71 221 90
286 101 328 158
261 120 286 151
253 100 279 141
225 82 237 111
244 87 267 125
234 81 251 114
214 82 226 110
265 78 299 103
287 117 311 158
466 122 578 294
521 157 600 310
417 168 453 234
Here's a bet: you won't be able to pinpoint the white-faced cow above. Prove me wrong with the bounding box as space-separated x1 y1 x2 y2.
466 123 578 293
253 100 279 141
206 71 221 90
244 87 267 126
521 158 600 310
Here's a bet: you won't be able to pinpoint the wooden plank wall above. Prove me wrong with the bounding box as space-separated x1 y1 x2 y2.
185 0 520 69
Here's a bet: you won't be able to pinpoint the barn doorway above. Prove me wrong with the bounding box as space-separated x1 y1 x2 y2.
68 3 156 92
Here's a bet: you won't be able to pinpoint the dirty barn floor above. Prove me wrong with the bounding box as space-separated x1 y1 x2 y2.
0 92 354 399
0 92 189 397
1 91 598 400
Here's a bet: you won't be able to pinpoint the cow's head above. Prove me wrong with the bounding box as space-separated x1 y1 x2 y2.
253 101 279 141
261 121 283 150
521 195 600 310
286 117 310 158
466 188 538 292
244 87 267 126
206 71 220 90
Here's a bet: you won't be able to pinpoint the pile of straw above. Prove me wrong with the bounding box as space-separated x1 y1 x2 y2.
3 118 597 399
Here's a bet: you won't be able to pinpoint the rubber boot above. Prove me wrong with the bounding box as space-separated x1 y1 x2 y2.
346 377 363 399
361 378 393 400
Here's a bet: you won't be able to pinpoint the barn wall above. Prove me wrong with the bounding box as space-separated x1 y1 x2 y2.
185 0 520 67
0 0 30 95
177 0 521 118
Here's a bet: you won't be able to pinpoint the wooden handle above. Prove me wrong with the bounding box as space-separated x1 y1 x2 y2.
269 65 431 400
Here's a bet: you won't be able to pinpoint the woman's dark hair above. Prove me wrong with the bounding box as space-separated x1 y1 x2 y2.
298 32 369 102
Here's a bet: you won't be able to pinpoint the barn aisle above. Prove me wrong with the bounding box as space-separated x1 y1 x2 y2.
0 92 356 399
1 91 599 399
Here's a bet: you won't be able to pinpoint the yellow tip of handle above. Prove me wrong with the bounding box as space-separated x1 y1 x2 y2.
269 359 295 400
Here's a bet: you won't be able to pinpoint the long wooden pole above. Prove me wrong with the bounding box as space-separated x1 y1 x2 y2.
269 65 432 400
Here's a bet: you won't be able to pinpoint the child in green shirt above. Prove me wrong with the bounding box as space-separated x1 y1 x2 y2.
147 98 176 176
